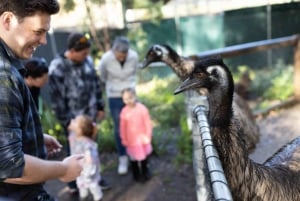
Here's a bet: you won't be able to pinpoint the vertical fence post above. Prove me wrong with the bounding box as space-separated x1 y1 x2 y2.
294 37 300 100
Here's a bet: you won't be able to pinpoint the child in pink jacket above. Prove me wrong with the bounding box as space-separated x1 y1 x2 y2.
120 87 153 182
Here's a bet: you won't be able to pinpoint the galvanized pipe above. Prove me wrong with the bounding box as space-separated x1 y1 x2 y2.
193 104 233 201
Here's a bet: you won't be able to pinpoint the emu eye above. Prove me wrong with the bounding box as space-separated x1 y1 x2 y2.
195 72 205 78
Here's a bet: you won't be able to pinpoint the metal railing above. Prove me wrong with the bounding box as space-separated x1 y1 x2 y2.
189 95 233 201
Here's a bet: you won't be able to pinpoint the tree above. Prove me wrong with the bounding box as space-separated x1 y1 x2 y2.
60 0 167 56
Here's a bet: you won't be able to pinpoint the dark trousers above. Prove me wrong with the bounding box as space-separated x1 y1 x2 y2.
130 158 151 182
0 183 55 201
108 98 126 156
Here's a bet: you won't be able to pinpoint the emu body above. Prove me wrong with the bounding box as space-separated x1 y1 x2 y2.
174 58 300 201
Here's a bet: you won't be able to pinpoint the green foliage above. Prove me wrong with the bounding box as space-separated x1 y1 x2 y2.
151 127 177 156
250 63 293 101
96 117 116 153
174 116 193 165
40 103 66 145
62 0 76 12
232 65 255 83
127 24 150 61
263 66 293 100
138 75 185 128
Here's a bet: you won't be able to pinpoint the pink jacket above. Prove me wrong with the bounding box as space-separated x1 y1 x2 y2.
120 102 152 147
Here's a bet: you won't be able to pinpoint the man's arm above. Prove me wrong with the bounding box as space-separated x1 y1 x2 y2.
4 154 83 185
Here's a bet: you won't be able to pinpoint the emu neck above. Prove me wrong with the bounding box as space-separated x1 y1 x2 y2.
162 55 194 80
208 90 252 200
207 89 233 127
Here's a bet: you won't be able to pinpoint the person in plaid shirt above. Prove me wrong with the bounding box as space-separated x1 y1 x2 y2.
0 1 84 200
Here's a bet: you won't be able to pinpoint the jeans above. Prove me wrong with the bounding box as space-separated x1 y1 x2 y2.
108 97 126 156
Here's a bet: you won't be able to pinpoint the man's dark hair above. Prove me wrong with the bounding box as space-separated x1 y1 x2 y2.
0 0 60 19
67 32 91 51
24 57 48 78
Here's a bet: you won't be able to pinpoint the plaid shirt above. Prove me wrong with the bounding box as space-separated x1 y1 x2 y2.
48 54 104 127
0 40 46 197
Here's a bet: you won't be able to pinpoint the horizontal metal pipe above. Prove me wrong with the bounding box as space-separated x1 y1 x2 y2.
190 34 299 59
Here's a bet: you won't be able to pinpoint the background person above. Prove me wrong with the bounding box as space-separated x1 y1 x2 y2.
24 57 49 108
48 32 107 194
0 1 83 200
68 115 104 201
98 36 139 175
120 88 153 182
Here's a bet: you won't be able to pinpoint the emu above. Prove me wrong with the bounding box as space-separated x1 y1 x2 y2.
174 58 300 201
142 44 260 152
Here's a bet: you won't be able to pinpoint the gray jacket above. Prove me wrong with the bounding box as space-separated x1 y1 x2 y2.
98 49 139 98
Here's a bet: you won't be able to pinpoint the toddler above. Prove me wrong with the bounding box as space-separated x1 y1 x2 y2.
120 88 153 182
68 115 103 201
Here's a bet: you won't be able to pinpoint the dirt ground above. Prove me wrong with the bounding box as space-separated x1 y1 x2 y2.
45 103 300 201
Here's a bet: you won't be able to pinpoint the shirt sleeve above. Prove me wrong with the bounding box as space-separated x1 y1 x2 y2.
92 68 105 111
0 70 25 180
142 105 153 140
98 58 107 83
48 60 73 127
82 147 97 177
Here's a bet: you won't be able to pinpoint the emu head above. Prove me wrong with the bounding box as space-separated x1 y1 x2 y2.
174 58 234 98
142 44 179 68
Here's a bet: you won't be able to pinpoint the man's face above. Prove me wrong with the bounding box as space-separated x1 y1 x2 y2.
5 11 50 59
70 48 90 63
31 73 49 88
114 51 128 63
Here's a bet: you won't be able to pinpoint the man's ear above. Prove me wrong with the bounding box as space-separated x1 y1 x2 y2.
0 11 14 30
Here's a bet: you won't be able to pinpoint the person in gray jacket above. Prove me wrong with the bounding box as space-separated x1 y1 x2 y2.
98 36 139 175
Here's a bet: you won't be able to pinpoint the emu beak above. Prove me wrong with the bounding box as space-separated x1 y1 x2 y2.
141 58 150 69
174 77 201 95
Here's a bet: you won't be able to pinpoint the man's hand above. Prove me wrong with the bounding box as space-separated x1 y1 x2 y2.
44 134 62 156
59 155 84 182
97 110 105 121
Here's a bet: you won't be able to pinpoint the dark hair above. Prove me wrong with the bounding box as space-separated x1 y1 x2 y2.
24 57 48 78
112 36 130 53
0 0 60 19
67 32 91 51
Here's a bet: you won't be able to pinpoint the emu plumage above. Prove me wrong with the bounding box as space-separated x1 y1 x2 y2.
142 44 260 153
174 58 300 201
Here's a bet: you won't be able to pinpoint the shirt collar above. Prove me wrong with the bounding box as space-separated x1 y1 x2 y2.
0 39 26 76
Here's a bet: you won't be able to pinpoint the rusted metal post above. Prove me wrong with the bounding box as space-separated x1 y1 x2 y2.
294 37 300 100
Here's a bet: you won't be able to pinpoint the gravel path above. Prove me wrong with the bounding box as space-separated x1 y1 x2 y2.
250 103 300 163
